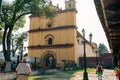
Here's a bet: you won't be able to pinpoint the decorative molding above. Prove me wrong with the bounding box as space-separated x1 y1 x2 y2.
57 8 77 13
44 34 55 39
29 9 77 18
28 25 77 33
28 43 74 49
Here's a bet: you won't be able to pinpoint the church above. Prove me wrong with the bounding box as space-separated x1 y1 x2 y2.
28 0 97 69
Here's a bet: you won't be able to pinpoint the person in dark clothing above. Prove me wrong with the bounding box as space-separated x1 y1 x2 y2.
1 62 6 71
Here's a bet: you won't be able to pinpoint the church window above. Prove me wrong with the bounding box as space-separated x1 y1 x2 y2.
48 38 53 45
44 34 54 45
47 21 53 28
48 23 52 28
68 3 72 8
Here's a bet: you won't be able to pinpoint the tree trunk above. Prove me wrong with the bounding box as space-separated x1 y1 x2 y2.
2 25 10 61
2 24 13 72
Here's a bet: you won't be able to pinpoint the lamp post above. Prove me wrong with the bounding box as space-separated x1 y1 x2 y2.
77 29 92 80
82 29 88 80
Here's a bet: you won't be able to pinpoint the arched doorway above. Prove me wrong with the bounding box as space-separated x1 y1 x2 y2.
41 51 56 69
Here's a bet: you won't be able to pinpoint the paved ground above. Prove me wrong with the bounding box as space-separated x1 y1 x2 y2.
0 72 16 80
32 69 116 80
0 69 116 80
71 69 116 80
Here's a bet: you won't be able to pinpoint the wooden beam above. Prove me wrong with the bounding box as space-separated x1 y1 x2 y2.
105 3 120 11
109 29 120 33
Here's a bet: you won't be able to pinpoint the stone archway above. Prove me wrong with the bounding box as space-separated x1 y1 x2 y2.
41 51 56 69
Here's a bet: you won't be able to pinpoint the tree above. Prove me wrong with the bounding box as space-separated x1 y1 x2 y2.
0 0 55 71
0 30 2 44
11 32 28 57
98 43 109 57
98 43 109 65
0 0 2 20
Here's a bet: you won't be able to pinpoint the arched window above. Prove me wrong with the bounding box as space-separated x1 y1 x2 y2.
44 34 54 45
69 3 72 8
48 23 52 28
48 38 52 45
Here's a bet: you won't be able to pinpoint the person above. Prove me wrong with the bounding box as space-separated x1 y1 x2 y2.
96 64 103 80
16 58 31 80
26 60 32 69
11 61 17 71
1 62 6 72
38 66 45 75
115 64 120 80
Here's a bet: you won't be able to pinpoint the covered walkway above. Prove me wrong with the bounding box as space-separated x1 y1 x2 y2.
94 0 120 66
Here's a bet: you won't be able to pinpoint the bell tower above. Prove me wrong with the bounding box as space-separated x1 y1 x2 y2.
65 0 76 10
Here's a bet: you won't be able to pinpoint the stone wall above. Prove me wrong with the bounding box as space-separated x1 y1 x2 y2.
79 53 114 68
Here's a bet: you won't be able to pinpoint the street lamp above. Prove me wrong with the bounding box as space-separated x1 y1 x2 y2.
77 29 92 80
89 33 92 43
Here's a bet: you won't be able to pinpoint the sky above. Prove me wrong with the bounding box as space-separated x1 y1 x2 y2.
3 0 110 51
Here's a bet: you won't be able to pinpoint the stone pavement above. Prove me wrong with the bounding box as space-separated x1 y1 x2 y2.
0 72 16 80
32 69 116 80
71 69 116 80
0 69 116 80
102 69 116 80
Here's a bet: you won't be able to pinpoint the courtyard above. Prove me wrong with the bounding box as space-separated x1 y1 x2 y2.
11 68 116 80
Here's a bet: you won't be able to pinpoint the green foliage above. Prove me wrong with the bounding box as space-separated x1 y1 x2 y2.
46 72 56 75
0 31 2 44
0 0 54 26
24 53 28 57
0 0 56 36
11 32 28 56
98 43 109 57
29 76 46 80
14 16 26 31
0 0 56 62
14 76 46 80
87 68 96 73
65 68 95 74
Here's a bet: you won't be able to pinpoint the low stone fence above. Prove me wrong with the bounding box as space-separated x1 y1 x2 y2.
0 72 16 80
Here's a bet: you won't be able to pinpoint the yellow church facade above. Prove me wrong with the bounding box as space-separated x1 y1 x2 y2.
28 0 97 69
